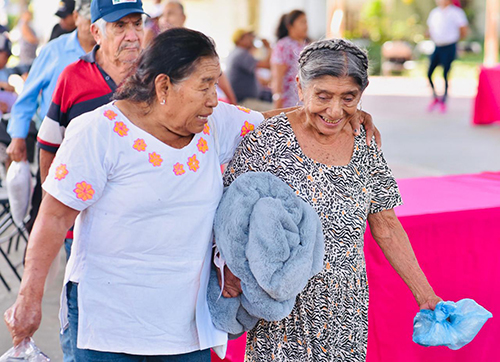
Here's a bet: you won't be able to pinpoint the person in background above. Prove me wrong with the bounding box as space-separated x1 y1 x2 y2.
271 9 308 109
16 9 39 74
158 0 186 32
226 28 272 111
143 0 163 45
7 0 94 233
145 0 238 104
426 0 468 113
144 0 186 45
36 0 147 178
0 33 19 116
50 0 77 41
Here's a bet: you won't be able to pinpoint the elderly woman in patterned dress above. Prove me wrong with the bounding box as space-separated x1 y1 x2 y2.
222 39 442 361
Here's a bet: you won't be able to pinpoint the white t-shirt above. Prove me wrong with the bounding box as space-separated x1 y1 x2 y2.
43 101 264 355
427 5 468 46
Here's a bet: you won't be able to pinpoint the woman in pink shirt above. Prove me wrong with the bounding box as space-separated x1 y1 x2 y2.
271 10 308 109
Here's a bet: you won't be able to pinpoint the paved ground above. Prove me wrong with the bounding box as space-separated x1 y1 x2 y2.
0 76 499 359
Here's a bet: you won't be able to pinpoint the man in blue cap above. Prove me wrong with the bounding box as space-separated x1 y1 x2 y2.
37 0 147 184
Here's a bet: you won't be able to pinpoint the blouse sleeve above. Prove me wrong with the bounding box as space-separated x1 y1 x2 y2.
223 117 277 187
368 139 403 214
209 101 264 165
42 112 110 211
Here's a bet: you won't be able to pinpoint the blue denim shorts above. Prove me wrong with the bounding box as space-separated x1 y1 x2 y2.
66 282 211 362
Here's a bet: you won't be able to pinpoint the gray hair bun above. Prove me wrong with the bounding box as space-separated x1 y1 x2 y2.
299 38 369 71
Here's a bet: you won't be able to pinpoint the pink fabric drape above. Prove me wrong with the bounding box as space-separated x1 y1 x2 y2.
366 172 500 361
473 65 500 125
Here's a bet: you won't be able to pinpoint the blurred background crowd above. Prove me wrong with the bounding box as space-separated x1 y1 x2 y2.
0 0 493 120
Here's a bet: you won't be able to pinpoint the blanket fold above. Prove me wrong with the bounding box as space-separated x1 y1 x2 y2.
208 172 325 335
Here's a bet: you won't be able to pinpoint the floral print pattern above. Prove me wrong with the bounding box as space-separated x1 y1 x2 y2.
114 121 129 137
133 139 147 152
187 154 199 172
55 164 68 180
197 138 208 154
240 121 255 137
236 105 251 114
173 162 185 176
74 181 95 201
203 123 210 135
149 152 163 167
271 36 307 107
103 109 118 121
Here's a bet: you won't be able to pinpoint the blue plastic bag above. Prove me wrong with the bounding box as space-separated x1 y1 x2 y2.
413 298 492 350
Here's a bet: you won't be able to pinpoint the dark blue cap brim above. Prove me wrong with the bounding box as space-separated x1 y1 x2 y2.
100 8 149 23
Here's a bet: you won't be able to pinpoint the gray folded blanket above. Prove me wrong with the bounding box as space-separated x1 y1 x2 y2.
208 172 325 335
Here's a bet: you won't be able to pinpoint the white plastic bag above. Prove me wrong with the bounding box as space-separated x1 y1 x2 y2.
6 161 32 227
0 338 50 361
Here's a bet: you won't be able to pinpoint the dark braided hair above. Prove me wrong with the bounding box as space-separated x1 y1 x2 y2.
298 38 369 91
114 28 218 106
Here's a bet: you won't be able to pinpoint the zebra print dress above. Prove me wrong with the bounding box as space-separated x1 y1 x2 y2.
222 113 402 362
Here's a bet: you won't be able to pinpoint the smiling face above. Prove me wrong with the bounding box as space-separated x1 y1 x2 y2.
298 75 362 137
162 56 221 136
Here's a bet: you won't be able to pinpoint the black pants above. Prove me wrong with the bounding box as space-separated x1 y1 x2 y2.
428 42 457 103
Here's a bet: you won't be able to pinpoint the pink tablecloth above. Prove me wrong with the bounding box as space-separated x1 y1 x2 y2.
213 172 500 361
366 172 500 361
473 65 500 125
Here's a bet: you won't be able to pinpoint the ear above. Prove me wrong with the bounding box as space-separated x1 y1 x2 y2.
90 23 102 45
296 76 304 102
154 74 172 104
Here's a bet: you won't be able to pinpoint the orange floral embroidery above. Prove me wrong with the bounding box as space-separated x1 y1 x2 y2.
149 152 163 167
236 105 251 114
240 121 255 137
103 109 117 121
133 138 147 152
54 164 68 180
173 162 185 176
203 123 210 135
197 137 208 154
114 121 129 137
74 181 95 201
187 154 199 172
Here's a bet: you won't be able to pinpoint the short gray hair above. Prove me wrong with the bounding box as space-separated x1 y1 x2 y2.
298 38 369 91
93 18 108 38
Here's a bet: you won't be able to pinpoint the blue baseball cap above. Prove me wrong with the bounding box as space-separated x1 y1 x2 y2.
91 0 148 23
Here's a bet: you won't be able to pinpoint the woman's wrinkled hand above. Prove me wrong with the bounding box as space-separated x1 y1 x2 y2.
4 298 42 346
418 294 443 311
216 265 242 298
349 110 381 150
